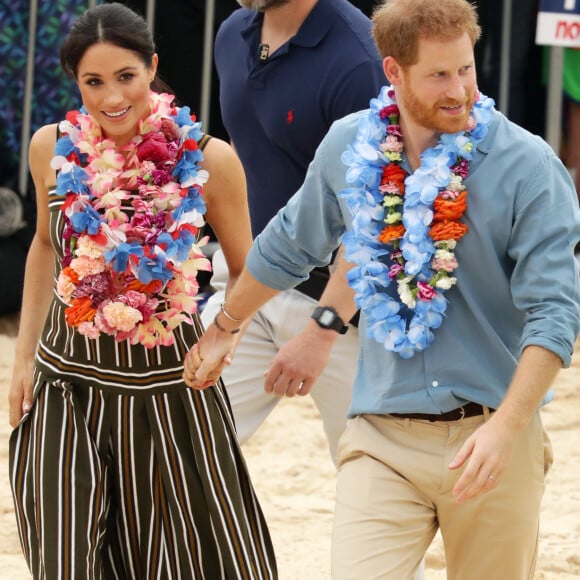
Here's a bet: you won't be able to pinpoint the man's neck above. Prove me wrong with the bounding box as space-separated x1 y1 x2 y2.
261 0 318 52
398 116 440 172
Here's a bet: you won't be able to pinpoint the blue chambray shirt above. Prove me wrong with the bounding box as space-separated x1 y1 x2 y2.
246 107 580 417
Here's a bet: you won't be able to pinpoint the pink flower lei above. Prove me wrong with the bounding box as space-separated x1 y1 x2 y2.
51 91 211 348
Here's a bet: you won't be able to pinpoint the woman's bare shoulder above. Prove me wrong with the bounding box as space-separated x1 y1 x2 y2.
201 136 244 182
201 136 236 165
30 123 58 151
29 124 58 190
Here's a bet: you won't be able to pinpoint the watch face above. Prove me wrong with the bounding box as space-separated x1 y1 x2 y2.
312 306 348 334
319 309 336 327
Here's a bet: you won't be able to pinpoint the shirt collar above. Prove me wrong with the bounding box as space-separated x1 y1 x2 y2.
476 108 500 155
240 0 336 50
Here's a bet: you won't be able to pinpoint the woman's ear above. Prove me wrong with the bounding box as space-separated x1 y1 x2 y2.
150 53 159 83
383 56 403 86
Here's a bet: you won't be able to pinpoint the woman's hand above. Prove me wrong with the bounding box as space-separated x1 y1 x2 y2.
8 357 35 428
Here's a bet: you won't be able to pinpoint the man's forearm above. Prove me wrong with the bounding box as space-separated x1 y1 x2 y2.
318 247 358 323
493 345 563 431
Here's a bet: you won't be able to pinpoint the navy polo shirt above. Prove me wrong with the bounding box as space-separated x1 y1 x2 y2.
214 0 385 236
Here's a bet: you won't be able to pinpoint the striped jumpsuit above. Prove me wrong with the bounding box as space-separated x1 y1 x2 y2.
9 187 277 579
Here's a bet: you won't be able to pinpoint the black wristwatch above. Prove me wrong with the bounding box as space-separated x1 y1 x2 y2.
311 306 349 334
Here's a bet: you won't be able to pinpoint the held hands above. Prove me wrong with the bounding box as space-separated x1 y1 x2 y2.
183 314 239 389
448 414 518 503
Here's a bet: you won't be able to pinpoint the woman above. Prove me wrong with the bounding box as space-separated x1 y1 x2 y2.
7 3 276 579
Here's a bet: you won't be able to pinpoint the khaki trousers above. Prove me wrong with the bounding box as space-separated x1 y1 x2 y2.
332 410 552 580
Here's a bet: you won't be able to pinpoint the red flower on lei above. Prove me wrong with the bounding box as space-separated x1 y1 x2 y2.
341 86 494 357
52 92 211 348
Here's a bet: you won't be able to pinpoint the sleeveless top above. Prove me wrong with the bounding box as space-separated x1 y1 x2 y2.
34 134 213 394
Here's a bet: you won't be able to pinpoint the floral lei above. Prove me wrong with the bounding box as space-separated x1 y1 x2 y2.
340 86 494 358
52 91 211 348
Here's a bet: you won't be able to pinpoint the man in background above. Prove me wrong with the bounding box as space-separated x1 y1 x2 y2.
201 0 384 463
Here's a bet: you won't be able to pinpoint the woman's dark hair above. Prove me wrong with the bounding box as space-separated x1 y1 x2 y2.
60 2 169 93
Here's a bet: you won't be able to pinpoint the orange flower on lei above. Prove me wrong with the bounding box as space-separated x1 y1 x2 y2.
340 86 495 356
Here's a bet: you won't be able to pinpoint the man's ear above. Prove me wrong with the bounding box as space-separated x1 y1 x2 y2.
383 56 403 86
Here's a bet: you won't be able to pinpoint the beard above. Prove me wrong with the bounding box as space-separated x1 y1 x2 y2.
401 84 476 135
237 0 291 10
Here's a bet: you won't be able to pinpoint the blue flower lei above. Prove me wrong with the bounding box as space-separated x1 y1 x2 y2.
340 86 494 358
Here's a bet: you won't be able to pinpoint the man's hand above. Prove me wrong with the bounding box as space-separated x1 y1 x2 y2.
449 414 519 503
450 346 562 503
264 323 336 397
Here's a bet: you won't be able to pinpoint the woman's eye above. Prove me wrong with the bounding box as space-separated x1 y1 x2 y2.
86 78 102 86
120 73 134 81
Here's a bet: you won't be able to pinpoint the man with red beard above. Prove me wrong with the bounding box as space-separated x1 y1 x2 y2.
185 0 580 578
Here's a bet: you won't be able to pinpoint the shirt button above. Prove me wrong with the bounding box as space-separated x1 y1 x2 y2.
431 380 439 387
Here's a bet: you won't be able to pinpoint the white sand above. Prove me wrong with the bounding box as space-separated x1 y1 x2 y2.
1 317 578 579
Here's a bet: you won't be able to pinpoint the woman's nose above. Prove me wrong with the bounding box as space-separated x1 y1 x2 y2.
102 85 124 108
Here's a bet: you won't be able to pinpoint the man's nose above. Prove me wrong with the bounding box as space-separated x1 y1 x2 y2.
445 75 467 101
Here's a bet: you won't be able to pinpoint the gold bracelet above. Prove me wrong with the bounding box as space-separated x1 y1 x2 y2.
213 313 241 334
220 302 242 323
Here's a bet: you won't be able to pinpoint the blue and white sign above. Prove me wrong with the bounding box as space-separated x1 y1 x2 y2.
536 0 580 46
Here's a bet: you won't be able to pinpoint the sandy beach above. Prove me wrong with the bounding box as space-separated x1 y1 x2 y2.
0 315 579 579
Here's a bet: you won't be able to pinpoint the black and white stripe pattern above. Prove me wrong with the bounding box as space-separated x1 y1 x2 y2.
10 375 277 579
